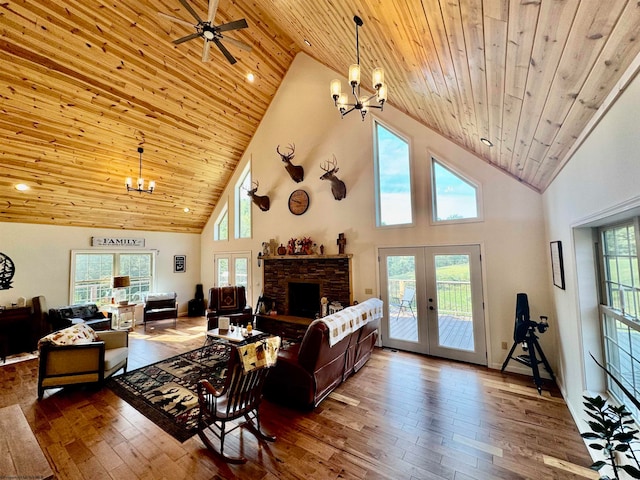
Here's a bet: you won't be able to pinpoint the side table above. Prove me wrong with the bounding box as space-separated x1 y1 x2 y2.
106 304 136 331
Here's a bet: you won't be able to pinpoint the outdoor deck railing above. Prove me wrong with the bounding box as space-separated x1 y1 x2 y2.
389 279 472 318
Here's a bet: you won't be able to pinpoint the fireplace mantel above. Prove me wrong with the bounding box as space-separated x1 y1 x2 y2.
263 254 352 261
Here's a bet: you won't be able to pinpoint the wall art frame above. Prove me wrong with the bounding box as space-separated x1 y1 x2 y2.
550 241 565 290
174 255 186 273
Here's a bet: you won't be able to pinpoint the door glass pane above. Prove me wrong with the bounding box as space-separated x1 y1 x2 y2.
217 258 229 286
387 255 418 341
234 258 248 288
435 254 474 351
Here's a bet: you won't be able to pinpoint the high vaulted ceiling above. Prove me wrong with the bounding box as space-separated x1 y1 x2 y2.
2 0 639 233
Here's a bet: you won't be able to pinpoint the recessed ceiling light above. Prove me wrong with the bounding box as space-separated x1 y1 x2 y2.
15 183 29 191
246 72 255 82
183 207 190 213
304 39 312 47
480 137 494 147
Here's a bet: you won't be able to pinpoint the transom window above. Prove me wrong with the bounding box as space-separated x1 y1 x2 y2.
71 251 154 306
235 164 252 239
598 219 640 420
373 120 413 227
431 157 481 223
214 202 228 241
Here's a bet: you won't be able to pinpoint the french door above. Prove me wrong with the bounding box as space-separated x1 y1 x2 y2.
379 245 486 365
213 252 252 302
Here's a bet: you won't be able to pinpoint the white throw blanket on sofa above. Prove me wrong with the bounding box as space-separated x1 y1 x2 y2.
319 297 383 347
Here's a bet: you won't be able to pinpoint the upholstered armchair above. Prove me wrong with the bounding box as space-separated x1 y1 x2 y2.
143 292 178 330
206 286 252 330
37 324 128 399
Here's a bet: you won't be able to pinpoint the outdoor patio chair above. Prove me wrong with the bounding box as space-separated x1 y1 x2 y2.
395 287 416 321
197 336 281 463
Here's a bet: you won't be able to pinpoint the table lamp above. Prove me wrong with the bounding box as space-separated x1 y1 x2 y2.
111 275 130 305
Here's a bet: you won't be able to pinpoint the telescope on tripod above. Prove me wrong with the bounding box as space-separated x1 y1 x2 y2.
501 293 555 393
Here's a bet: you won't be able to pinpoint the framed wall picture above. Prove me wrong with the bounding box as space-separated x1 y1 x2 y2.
550 241 565 290
174 255 186 273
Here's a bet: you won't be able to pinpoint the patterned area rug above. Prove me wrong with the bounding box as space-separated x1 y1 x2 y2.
107 342 231 442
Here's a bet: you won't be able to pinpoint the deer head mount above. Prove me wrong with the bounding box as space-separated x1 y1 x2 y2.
277 144 304 183
320 155 347 201
245 180 270 212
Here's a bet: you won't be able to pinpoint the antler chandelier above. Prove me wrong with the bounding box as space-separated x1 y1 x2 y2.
125 147 155 194
330 15 388 121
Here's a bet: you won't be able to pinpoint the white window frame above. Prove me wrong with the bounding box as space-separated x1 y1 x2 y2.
597 218 640 422
214 201 229 241
430 154 483 225
70 250 155 306
213 251 253 305
373 119 414 228
235 163 252 239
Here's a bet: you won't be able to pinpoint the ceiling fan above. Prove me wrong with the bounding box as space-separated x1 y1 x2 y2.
159 0 252 64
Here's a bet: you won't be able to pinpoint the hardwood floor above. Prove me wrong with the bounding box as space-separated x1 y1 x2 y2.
0 317 597 479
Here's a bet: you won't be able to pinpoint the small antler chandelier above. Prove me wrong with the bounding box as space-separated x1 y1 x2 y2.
330 15 387 121
125 147 155 194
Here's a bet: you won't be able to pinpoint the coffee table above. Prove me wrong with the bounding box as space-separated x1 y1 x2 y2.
204 327 266 346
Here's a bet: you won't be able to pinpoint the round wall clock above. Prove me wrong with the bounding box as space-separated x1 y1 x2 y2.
288 189 310 215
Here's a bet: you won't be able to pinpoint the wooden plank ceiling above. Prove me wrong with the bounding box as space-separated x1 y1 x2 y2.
1 0 639 233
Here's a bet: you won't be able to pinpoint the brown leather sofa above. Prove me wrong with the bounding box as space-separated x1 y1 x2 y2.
263 314 380 410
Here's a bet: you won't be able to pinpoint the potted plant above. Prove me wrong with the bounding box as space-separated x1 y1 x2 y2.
582 354 640 479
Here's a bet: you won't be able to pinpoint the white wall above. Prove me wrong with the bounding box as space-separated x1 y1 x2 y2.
542 64 640 421
201 53 552 370
0 223 201 315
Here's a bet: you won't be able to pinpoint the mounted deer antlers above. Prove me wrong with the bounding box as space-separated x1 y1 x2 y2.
277 144 304 183
320 155 347 200
245 180 270 211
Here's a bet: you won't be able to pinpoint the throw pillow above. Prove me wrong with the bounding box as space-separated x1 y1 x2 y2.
38 323 98 348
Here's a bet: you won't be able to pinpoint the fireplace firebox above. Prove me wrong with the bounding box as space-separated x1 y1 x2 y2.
288 282 321 319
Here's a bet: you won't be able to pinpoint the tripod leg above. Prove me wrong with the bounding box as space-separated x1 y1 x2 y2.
533 338 555 382
526 336 543 394
501 341 519 372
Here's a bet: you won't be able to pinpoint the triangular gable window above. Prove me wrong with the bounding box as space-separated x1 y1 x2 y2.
431 157 481 223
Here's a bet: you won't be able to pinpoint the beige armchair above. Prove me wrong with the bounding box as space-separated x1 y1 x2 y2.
37 327 128 399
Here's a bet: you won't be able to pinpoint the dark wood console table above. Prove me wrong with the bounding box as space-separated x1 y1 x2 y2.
0 306 34 361
255 314 313 340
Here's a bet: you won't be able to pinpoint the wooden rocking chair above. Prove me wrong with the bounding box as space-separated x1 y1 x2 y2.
197 337 280 463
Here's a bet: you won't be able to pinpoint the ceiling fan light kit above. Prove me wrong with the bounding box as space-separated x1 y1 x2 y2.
160 0 251 65
330 16 387 121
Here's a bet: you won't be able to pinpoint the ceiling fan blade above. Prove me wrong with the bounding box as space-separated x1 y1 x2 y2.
207 0 220 23
178 0 203 24
202 41 211 62
173 32 201 45
216 19 248 33
222 36 252 52
158 12 195 29
213 38 237 64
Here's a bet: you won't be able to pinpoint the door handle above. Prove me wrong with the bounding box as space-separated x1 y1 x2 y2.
429 306 434 310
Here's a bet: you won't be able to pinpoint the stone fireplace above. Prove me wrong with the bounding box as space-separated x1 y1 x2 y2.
262 255 352 318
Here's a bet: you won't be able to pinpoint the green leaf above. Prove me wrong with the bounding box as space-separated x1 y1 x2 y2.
613 432 636 442
590 460 606 471
582 433 603 439
614 443 630 451
589 443 605 450
620 465 640 479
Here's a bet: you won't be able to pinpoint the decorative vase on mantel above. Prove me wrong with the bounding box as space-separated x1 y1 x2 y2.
277 244 286 255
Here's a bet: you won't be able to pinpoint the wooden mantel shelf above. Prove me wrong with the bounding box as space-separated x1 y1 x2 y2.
262 254 352 260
